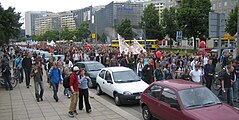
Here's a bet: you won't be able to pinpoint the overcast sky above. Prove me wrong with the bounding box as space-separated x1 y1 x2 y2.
1 0 126 28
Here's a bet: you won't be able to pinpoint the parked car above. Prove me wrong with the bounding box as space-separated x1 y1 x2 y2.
96 67 149 106
140 79 239 120
75 61 105 88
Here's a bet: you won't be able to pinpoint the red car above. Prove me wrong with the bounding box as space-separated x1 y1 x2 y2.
140 80 239 120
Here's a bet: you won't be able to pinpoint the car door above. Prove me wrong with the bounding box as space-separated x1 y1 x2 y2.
158 87 183 120
97 70 106 92
144 84 163 118
103 71 114 97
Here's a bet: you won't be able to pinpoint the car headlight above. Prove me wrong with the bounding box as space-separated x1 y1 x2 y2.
123 91 132 95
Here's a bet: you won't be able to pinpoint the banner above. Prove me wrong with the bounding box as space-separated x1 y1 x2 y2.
118 35 146 54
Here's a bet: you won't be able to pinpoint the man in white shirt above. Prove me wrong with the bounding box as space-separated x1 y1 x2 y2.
203 54 209 66
190 64 202 83
190 57 198 70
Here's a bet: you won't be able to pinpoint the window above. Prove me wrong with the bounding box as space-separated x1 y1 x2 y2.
218 2 221 7
105 71 112 81
212 4 216 9
99 70 106 79
224 2 227 6
146 85 162 99
160 88 178 106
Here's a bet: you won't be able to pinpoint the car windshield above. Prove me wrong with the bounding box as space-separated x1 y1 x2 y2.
86 63 105 71
178 87 221 109
113 70 141 83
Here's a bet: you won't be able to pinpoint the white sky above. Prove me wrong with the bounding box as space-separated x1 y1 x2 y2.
1 0 126 28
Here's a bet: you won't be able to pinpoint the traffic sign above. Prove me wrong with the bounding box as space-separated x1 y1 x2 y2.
209 12 225 38
92 33 96 39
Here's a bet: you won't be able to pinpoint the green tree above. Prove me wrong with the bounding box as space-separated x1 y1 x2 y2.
74 22 91 41
140 4 164 40
161 7 178 48
116 19 134 40
43 30 59 41
0 4 22 45
226 5 238 36
177 0 211 50
61 27 74 40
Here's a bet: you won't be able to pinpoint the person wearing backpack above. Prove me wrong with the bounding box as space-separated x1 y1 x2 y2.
49 62 63 102
14 54 23 83
68 66 79 118
1 59 13 90
63 60 71 98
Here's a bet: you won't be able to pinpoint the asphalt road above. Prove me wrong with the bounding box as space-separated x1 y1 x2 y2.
89 88 143 120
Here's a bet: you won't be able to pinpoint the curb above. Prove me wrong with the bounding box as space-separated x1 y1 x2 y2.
89 91 141 120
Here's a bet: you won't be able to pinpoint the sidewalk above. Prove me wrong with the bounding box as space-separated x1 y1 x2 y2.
0 79 140 120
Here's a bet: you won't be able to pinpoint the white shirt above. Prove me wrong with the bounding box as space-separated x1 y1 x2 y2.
203 57 208 66
73 53 78 61
68 60 73 68
190 69 202 83
190 60 198 70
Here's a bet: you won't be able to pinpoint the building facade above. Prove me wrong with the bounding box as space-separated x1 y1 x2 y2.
211 0 238 17
25 11 53 36
35 14 60 35
95 2 144 39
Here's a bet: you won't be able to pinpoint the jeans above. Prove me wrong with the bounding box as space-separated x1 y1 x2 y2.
225 87 234 106
69 92 79 112
233 78 238 100
34 80 44 99
64 88 70 97
24 68 31 86
78 89 91 111
16 68 23 83
3 75 12 90
51 82 59 100
138 71 142 78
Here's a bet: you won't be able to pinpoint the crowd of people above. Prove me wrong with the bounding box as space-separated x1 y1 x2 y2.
1 43 239 117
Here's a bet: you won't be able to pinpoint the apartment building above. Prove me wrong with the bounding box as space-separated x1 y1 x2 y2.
211 0 238 17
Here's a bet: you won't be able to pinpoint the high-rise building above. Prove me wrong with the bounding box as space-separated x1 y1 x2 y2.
35 14 60 35
95 2 144 39
211 0 238 17
25 11 53 36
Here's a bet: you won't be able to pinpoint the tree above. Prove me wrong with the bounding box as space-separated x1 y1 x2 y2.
226 5 238 36
177 0 211 50
140 4 164 40
61 27 74 40
116 19 134 40
74 22 91 41
161 7 178 48
0 3 22 45
43 30 59 41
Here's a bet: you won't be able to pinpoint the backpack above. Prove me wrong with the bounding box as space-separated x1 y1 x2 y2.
63 73 77 89
217 68 226 81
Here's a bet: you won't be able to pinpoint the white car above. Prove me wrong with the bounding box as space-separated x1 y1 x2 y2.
96 67 149 106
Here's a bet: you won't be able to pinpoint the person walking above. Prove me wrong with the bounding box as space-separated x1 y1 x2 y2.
154 64 164 81
142 58 154 84
32 61 44 102
68 66 80 118
189 64 203 83
136 58 144 78
1 59 13 90
14 54 23 83
63 60 71 98
204 59 215 90
221 65 234 106
49 62 63 102
22 53 32 88
78 69 92 113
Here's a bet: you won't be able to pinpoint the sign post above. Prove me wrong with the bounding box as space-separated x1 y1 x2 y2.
176 31 183 47
209 12 226 57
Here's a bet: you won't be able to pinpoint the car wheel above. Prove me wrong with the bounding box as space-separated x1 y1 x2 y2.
142 106 152 120
88 79 93 88
96 85 103 95
114 93 121 106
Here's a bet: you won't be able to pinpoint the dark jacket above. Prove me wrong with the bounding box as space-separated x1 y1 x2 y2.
22 57 32 69
204 63 215 76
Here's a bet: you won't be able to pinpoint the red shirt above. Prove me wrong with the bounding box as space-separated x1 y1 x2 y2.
69 72 79 92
